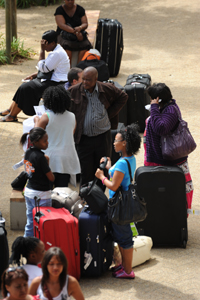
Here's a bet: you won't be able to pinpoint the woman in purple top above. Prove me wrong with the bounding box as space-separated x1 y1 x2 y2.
145 83 193 210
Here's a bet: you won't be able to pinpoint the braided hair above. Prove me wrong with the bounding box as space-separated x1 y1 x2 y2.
43 85 71 114
118 123 141 155
9 236 40 265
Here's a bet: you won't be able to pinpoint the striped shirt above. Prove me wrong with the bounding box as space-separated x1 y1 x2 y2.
83 84 111 136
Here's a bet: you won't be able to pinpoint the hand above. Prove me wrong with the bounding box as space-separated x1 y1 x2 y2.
24 75 33 80
151 97 159 105
75 31 83 41
41 39 48 51
74 26 82 33
100 157 111 170
95 168 104 180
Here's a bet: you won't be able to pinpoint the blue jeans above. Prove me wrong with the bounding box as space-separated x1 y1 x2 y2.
24 196 52 237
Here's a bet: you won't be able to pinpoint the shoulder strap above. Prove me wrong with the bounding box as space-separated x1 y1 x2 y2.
172 104 182 121
44 285 53 300
124 159 133 182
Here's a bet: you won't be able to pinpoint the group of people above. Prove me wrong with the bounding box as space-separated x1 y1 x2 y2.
1 236 84 300
0 0 194 283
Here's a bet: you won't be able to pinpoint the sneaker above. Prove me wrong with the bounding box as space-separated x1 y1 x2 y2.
112 265 124 277
115 269 135 279
110 264 123 272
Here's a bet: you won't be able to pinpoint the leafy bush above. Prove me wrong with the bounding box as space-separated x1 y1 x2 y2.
0 33 35 64
0 0 60 8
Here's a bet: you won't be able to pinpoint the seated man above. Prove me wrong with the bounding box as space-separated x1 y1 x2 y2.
69 66 128 190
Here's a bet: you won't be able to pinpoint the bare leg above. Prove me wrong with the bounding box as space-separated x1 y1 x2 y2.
0 101 21 122
119 246 133 274
78 50 87 63
66 50 72 67
0 102 15 116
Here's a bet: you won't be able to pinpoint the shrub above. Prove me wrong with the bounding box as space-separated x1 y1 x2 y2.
0 33 36 64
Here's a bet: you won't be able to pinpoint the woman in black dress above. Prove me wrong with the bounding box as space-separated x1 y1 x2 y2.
54 0 92 64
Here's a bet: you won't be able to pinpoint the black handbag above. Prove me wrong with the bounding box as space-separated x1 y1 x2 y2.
37 70 54 80
79 180 108 214
11 171 28 191
60 22 87 42
76 54 110 82
108 159 147 225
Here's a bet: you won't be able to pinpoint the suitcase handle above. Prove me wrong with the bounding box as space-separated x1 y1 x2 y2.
87 157 108 196
151 166 171 173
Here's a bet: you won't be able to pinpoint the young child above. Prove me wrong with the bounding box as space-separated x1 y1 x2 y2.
9 236 45 287
20 127 55 237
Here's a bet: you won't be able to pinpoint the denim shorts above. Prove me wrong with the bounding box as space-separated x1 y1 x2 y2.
112 222 133 249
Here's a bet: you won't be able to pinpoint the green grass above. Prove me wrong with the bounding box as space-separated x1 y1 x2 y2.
0 33 36 64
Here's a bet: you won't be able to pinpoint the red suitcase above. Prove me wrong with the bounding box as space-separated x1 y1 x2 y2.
33 206 80 280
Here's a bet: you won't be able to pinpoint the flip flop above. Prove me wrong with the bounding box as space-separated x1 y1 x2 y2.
0 115 18 122
0 109 11 116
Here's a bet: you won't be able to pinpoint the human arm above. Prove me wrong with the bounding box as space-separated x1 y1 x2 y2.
46 170 55 182
28 277 41 295
34 113 49 129
150 102 179 136
106 86 128 119
74 14 88 32
95 168 124 192
55 14 76 34
24 72 38 80
68 276 85 300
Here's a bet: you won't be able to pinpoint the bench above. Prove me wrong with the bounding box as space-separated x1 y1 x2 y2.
10 166 26 230
71 10 100 67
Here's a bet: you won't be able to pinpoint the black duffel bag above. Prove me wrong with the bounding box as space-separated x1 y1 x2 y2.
79 157 108 214
76 54 110 82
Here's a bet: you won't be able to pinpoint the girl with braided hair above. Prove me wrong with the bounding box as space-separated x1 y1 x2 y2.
95 123 141 279
9 236 45 287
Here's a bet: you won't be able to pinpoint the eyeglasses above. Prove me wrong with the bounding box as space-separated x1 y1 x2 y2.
6 266 23 275
114 139 123 143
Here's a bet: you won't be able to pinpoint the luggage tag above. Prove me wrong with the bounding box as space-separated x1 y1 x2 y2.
83 252 93 270
130 222 138 237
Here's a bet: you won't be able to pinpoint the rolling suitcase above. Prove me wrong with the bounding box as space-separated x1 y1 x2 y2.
79 206 113 276
124 73 151 132
95 18 123 77
33 203 80 280
135 166 188 248
0 212 9 286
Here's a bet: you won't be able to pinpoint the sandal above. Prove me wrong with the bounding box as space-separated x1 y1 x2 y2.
0 115 18 122
0 109 10 116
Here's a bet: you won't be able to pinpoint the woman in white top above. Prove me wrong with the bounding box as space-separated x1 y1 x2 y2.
0 30 70 122
29 247 84 300
9 236 45 287
34 85 80 187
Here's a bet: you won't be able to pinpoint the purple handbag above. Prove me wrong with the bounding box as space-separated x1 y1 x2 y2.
161 106 196 160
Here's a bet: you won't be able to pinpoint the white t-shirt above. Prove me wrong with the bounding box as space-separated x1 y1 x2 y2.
23 264 42 287
37 44 70 82
37 275 70 300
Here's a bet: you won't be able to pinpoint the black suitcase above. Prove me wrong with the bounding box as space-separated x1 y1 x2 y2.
124 73 151 132
79 207 113 276
111 122 125 165
0 213 9 286
135 166 188 248
95 18 123 77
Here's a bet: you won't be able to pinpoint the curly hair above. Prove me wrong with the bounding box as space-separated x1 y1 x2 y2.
118 123 141 155
9 236 40 265
42 85 71 114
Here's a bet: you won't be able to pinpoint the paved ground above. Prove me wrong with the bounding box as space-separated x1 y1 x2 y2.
0 0 200 299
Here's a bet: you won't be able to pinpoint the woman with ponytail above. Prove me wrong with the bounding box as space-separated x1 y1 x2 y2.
9 236 45 287
95 123 141 279
20 127 55 237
